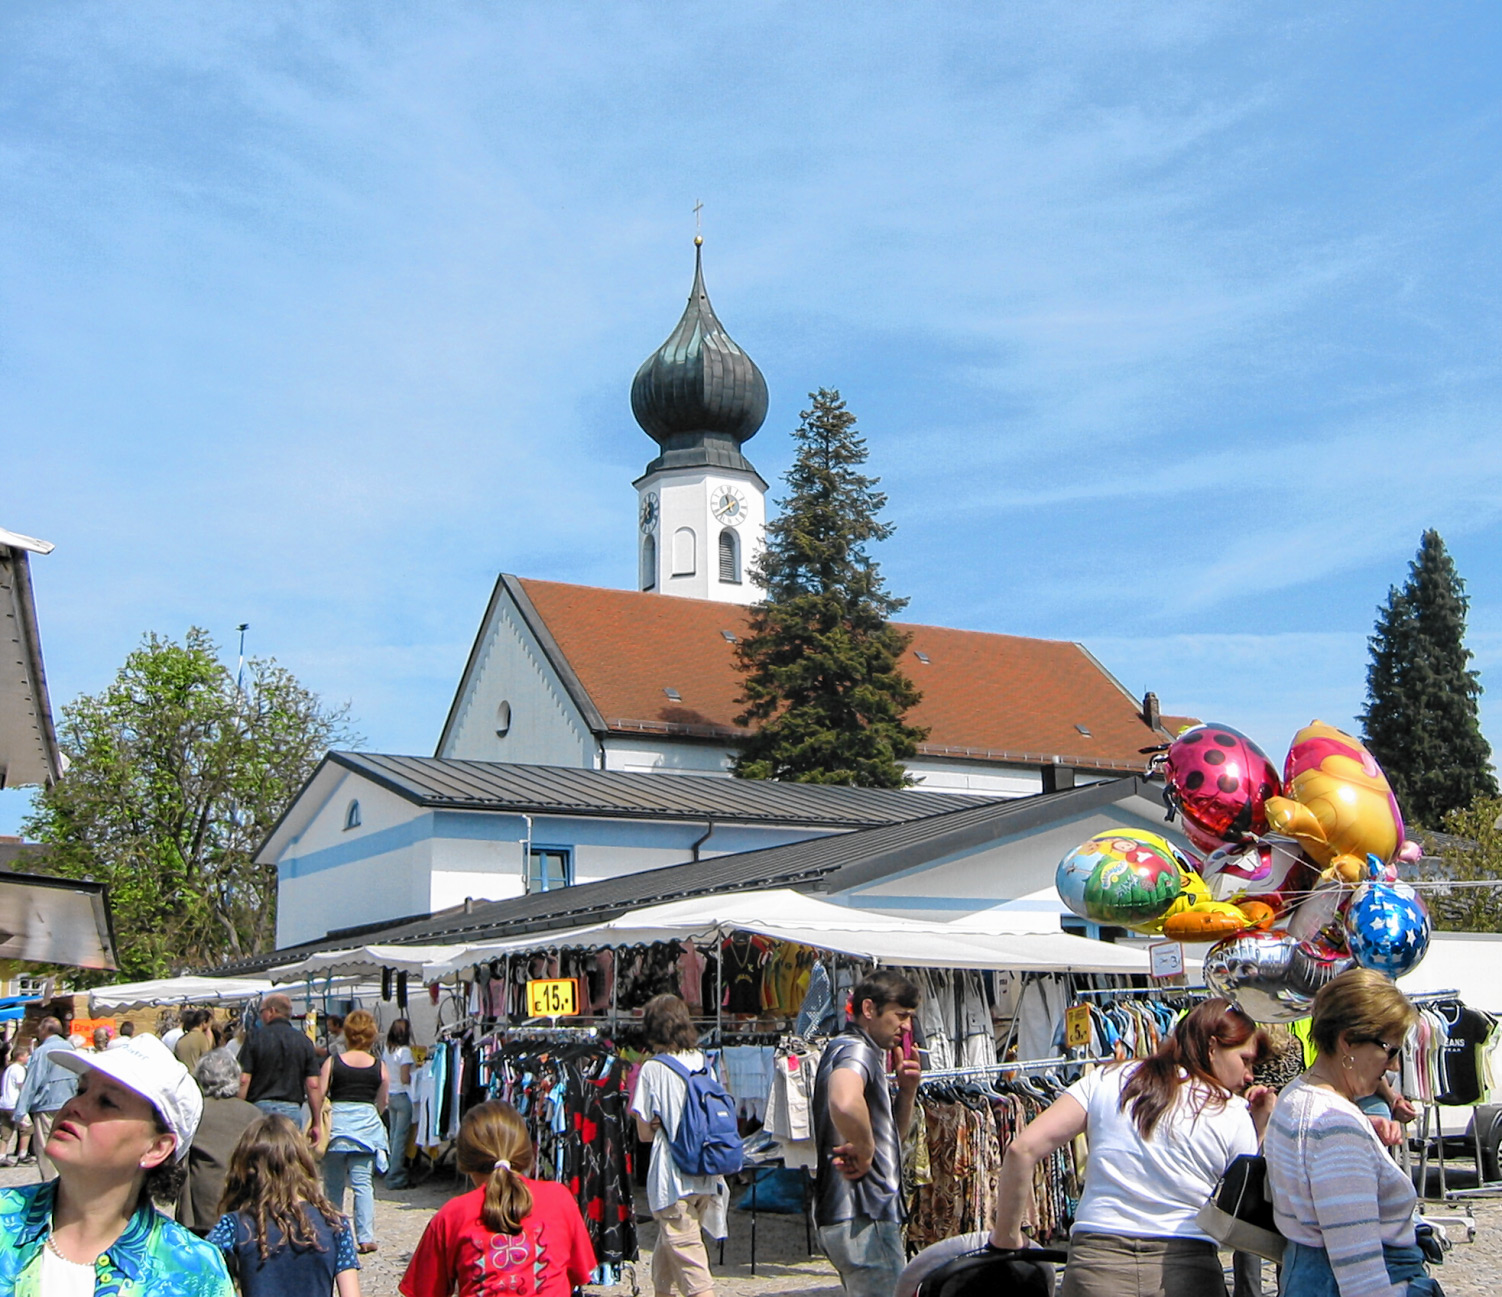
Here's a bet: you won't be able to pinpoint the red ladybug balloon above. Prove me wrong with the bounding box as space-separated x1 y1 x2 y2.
1163 724 1282 852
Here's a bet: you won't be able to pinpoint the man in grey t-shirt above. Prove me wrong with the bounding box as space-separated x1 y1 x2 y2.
813 969 922 1297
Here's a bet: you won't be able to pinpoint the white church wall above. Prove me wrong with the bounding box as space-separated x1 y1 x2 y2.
904 760 1115 797
822 797 1185 924
439 591 596 766
601 737 735 775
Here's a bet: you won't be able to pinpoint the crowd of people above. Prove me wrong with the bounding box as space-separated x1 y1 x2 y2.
0 967 1447 1296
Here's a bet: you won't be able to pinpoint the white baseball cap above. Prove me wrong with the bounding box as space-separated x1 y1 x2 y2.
54 1033 202 1161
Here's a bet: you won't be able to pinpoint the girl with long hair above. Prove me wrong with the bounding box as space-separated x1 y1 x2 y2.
208 1113 361 1296
382 1017 415 1190
400 1100 595 1297
989 998 1275 1297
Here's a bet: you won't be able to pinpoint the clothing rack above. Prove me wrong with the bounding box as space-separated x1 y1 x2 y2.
504 1023 600 1039
919 1054 1117 1082
1070 985 1208 1000
1408 989 1460 1003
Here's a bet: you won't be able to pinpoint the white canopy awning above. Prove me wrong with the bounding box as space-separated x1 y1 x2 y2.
423 890 1150 977
268 945 471 984
90 976 275 1012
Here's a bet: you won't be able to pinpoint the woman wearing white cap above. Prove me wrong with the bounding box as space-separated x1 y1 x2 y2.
0 1032 234 1295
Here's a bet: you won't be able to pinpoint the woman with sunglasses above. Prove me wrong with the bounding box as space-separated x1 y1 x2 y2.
1265 968 1437 1297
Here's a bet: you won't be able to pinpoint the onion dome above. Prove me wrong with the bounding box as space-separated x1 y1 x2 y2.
632 241 768 478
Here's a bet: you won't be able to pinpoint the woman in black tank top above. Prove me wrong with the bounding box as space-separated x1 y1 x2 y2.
328 1053 383 1104
318 1010 389 1253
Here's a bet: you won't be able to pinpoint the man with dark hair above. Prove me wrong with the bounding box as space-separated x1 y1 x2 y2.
174 1007 214 1075
237 993 321 1141
813 970 922 1297
12 1017 77 1180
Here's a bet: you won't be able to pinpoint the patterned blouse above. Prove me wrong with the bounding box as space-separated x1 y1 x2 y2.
0 1180 234 1296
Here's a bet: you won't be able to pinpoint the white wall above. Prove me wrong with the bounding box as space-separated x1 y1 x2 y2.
827 795 1185 923
439 591 597 766
637 466 765 605
275 775 436 947
601 737 735 775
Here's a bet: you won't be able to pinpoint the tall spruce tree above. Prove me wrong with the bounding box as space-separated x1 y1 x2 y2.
732 388 927 786
1360 529 1496 826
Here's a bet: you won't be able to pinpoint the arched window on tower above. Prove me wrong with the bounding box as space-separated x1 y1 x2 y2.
344 799 361 831
641 535 657 590
672 527 696 576
718 529 740 583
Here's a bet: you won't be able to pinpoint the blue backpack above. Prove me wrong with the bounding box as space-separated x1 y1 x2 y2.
657 1055 744 1177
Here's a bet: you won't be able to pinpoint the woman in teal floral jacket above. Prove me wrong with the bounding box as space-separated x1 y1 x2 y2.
0 1033 232 1296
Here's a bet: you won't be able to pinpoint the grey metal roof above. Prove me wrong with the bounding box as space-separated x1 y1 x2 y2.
215 776 1166 975
325 752 995 827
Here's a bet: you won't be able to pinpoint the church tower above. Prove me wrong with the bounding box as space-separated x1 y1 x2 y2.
631 240 768 604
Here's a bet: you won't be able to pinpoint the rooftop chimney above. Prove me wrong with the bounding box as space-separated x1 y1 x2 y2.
1142 691 1161 730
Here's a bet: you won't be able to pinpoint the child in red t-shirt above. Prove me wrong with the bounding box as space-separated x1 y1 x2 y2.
399 1101 596 1297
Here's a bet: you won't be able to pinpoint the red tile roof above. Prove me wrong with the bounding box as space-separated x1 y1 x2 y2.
512 578 1169 774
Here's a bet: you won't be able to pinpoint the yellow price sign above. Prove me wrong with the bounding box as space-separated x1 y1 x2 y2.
1065 1004 1091 1049
526 978 580 1019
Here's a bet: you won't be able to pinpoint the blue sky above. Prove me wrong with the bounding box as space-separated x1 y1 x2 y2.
6 4 1502 832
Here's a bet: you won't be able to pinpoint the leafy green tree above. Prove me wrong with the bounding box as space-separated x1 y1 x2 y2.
733 388 926 786
1428 796 1502 933
1360 529 1496 827
23 628 355 980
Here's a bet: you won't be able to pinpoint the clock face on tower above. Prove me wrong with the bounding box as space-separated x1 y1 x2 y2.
711 485 747 525
639 492 659 533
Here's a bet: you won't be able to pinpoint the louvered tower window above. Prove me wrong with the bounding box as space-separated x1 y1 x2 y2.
718 529 740 583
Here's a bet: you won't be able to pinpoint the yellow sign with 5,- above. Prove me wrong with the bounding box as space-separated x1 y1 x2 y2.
526 978 581 1019
1064 1004 1092 1049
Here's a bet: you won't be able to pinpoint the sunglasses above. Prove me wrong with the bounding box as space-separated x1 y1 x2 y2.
1360 1038 1403 1061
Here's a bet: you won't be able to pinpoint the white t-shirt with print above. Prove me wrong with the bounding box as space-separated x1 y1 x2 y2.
629 1050 730 1236
1066 1062 1257 1243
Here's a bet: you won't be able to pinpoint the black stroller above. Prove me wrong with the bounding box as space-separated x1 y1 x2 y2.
907 1243 1068 1297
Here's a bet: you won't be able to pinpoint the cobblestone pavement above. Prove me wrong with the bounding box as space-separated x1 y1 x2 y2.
0 1160 1498 1294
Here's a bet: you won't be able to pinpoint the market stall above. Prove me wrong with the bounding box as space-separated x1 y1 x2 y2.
89 975 276 1012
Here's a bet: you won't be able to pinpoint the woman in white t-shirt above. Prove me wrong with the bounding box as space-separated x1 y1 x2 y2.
989 998 1275 1297
383 1017 416 1190
629 994 729 1297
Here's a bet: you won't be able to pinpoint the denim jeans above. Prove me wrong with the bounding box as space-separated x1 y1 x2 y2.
323 1149 376 1245
254 1099 306 1128
1281 1240 1441 1297
384 1093 413 1186
818 1215 904 1297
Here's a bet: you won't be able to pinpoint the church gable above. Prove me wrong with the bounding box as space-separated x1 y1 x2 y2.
436 576 601 765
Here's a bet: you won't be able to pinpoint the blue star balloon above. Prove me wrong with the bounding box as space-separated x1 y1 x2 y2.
1343 881 1430 978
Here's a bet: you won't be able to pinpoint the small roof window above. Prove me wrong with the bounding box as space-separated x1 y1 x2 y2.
914 650 931 664
1075 724 1092 737
720 630 738 643
664 687 682 701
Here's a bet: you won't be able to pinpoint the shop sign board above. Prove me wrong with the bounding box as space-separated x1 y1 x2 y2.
1150 941 1185 980
526 977 581 1019
1064 1004 1091 1049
